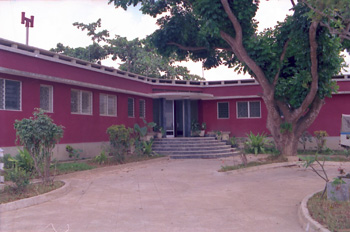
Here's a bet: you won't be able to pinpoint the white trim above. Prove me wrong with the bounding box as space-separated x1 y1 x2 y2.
217 102 229 119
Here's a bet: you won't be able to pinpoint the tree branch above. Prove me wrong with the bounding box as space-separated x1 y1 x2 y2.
166 42 232 52
291 21 320 121
220 0 273 97
273 39 290 87
290 0 296 7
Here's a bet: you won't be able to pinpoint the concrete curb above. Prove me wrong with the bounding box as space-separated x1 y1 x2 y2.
0 180 71 213
298 190 330 232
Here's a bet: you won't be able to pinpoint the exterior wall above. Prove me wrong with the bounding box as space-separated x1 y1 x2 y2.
199 98 269 137
2 38 350 159
0 73 153 158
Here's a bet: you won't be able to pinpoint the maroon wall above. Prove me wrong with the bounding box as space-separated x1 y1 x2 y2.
0 73 153 147
200 98 269 137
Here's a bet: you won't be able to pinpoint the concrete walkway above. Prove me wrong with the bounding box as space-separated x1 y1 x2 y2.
0 157 346 232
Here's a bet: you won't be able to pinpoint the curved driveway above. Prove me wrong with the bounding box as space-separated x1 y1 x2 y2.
0 157 345 232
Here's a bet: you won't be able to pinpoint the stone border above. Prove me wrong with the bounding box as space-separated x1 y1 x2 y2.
298 190 330 232
0 180 71 213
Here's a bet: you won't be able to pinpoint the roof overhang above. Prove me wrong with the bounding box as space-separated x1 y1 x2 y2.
151 92 214 100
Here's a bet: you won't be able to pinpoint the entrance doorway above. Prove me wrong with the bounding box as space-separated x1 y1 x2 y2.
165 100 184 137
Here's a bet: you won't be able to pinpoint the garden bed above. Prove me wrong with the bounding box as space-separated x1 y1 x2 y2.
308 192 350 232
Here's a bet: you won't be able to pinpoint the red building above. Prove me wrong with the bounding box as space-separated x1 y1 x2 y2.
1 38 350 159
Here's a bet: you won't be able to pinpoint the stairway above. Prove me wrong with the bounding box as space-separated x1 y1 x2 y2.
152 137 239 159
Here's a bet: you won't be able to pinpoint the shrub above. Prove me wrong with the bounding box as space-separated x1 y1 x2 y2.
14 148 35 173
7 167 31 193
314 130 328 153
299 131 313 152
65 145 82 162
94 150 108 165
107 125 132 162
244 132 270 155
3 154 14 169
14 109 64 184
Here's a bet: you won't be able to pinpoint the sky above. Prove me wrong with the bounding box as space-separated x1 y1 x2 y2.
0 0 349 80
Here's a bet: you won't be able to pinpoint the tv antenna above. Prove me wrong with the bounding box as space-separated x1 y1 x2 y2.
21 12 34 46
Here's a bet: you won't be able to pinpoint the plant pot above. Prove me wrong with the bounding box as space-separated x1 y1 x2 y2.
199 130 205 137
156 132 163 139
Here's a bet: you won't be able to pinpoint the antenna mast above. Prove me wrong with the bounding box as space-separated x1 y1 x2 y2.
21 12 34 46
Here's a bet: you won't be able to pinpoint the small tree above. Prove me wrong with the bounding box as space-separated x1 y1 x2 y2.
14 109 64 184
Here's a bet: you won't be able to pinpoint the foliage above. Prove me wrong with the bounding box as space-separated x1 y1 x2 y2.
227 136 238 148
299 153 330 198
134 119 156 138
65 145 82 162
14 148 35 173
308 191 350 232
201 122 207 130
215 130 222 140
106 124 132 163
191 120 200 134
142 140 154 157
314 130 329 153
299 131 313 152
280 122 292 134
7 165 31 193
14 109 64 184
3 154 14 169
244 132 271 155
51 19 203 81
108 0 349 156
93 150 108 165
54 162 94 174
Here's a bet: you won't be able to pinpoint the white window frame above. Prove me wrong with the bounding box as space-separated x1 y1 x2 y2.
217 102 229 119
0 78 22 111
99 94 117 116
71 89 93 115
236 101 261 119
40 85 53 112
139 99 146 118
128 98 135 118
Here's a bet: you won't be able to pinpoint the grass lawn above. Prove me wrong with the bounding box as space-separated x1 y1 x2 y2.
0 181 64 204
308 192 350 232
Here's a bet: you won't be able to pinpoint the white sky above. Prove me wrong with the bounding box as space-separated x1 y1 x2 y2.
0 0 349 80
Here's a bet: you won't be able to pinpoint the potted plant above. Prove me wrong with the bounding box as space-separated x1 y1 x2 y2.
191 120 200 137
200 122 206 137
155 126 164 139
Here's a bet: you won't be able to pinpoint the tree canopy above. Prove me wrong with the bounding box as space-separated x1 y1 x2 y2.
50 19 203 80
108 0 350 156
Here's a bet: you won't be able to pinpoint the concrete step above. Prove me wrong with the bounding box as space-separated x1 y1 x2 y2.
152 137 238 159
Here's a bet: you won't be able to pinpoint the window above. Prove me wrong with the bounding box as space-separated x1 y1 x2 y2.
100 94 117 116
128 98 134 117
237 101 261 118
139 99 146 118
218 102 229 119
40 85 53 112
71 89 92 114
0 78 21 110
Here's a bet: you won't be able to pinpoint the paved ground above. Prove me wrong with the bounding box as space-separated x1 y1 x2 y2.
0 156 347 232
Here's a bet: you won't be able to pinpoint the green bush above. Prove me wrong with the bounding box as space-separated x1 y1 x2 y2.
107 125 132 162
94 150 108 165
314 130 328 153
15 148 34 173
65 145 82 162
3 154 14 169
244 132 271 155
14 109 64 184
7 168 31 193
